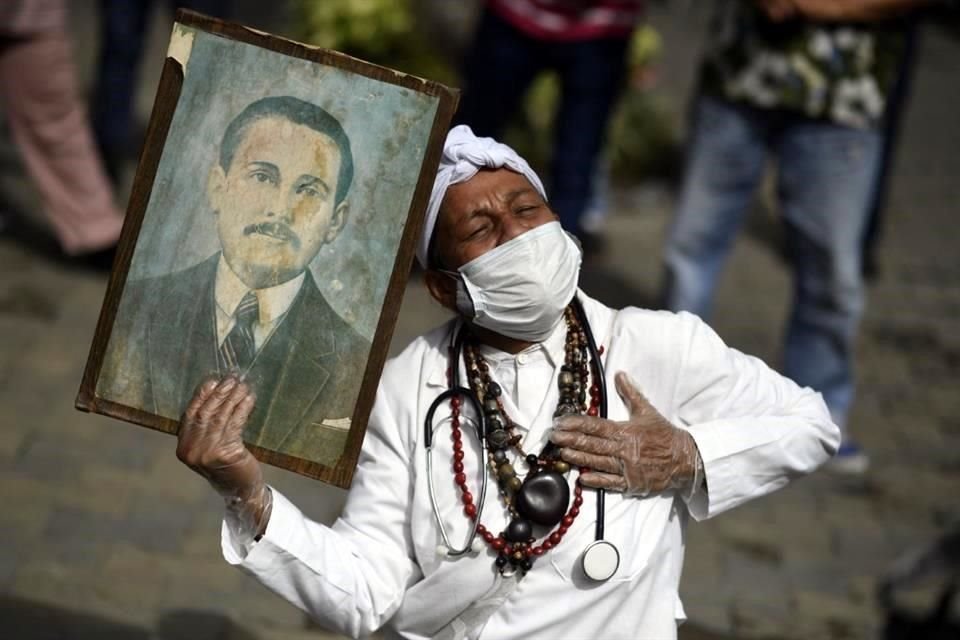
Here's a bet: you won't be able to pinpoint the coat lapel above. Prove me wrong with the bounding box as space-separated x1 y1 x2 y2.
245 275 340 450
145 257 220 419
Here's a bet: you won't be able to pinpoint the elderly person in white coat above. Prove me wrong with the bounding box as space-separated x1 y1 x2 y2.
176 125 840 639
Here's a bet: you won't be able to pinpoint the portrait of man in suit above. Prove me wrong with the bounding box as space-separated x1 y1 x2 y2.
100 96 371 467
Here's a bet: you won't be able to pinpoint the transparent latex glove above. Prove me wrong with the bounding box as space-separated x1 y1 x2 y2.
177 375 272 543
550 372 702 497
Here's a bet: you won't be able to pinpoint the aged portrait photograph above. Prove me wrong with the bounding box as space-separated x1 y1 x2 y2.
78 14 456 484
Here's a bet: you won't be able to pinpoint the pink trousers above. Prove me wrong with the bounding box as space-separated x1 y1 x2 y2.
0 29 123 254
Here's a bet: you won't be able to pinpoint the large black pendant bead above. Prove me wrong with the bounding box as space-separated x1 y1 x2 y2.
486 381 502 398
483 398 500 415
515 471 570 527
505 517 532 542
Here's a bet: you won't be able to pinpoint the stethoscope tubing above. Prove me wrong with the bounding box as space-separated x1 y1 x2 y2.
424 297 608 556
570 297 607 541
424 386 488 556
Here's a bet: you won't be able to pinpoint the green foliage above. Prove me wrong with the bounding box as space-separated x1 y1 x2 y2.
628 23 662 68
501 73 560 173
504 79 679 183
294 0 412 56
292 0 455 83
503 26 679 183
607 91 681 183
291 3 677 182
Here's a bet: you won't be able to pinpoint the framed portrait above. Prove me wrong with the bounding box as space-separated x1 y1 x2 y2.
76 11 458 488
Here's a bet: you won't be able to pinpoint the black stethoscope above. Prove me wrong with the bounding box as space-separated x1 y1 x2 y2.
424 297 621 581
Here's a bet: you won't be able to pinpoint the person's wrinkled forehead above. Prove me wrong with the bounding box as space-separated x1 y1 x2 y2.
416 124 547 268
429 168 547 267
438 168 539 224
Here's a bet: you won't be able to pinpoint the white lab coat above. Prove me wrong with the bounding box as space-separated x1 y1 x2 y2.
222 293 840 639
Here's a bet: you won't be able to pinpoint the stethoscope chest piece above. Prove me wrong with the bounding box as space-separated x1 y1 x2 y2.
581 540 620 582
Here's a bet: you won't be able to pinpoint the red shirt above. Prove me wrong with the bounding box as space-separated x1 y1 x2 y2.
488 0 645 41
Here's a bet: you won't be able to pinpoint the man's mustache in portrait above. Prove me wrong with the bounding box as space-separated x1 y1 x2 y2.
244 221 301 250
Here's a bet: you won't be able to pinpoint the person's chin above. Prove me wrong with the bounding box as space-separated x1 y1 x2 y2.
233 236 293 262
254 266 299 287
229 255 301 289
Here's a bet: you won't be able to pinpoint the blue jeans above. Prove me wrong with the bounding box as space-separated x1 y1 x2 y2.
455 9 629 236
663 95 883 431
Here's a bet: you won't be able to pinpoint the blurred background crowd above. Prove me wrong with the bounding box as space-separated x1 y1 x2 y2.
0 1 958 639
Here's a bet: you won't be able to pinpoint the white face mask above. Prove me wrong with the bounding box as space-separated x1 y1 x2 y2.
447 221 582 342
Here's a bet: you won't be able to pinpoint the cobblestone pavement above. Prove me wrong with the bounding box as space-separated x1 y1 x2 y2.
0 4 958 640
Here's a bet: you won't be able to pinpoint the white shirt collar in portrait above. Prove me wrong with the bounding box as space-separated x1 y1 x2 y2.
213 255 306 350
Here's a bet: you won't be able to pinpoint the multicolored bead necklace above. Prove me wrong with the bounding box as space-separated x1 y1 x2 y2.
447 306 602 577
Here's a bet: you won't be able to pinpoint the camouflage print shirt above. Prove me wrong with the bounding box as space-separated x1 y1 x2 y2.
700 0 909 129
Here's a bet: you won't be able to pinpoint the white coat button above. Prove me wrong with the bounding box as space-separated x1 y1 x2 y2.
517 353 528 365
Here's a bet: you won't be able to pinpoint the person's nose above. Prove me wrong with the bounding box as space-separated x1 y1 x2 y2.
265 187 292 221
499 212 533 245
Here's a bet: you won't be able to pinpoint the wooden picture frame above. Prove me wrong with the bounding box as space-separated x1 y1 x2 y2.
76 10 458 488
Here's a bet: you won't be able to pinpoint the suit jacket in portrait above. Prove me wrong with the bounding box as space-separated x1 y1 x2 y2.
99 254 371 466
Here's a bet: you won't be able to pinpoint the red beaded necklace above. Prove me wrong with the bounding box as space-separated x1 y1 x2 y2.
447 306 602 576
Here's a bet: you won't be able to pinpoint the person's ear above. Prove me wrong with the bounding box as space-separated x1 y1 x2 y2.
425 269 458 313
323 199 349 244
207 165 227 215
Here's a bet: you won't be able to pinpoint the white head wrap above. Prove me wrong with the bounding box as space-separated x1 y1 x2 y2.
416 125 547 269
